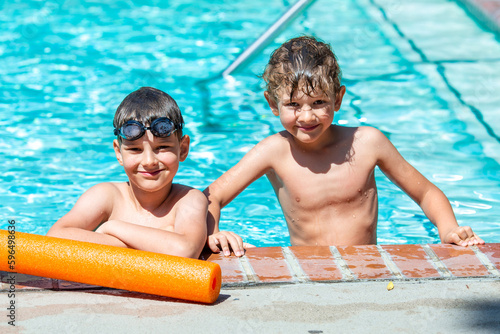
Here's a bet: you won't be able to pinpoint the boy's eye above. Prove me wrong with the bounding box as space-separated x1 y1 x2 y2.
284 102 299 107
125 147 142 152
156 145 174 151
313 100 326 105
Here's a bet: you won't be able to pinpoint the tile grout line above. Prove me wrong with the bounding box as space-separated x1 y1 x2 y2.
233 256 250 284
376 245 405 279
329 246 356 281
238 256 260 283
281 247 309 283
470 246 500 276
422 245 453 278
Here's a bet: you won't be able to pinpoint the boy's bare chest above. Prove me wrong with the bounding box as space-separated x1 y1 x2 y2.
268 155 375 207
109 203 175 231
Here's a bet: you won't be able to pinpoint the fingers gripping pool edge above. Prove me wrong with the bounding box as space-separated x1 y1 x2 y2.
0 230 221 304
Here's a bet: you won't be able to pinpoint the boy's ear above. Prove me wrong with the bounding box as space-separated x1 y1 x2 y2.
113 139 124 166
334 86 346 111
179 135 190 162
264 91 280 116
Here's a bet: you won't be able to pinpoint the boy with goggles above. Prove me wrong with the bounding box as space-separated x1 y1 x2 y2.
48 87 208 259
205 36 484 257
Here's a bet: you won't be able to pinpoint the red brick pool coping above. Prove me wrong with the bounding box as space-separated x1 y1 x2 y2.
1 244 498 293
206 244 500 286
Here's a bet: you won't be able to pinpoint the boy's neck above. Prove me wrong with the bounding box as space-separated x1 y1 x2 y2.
290 124 338 152
126 182 173 213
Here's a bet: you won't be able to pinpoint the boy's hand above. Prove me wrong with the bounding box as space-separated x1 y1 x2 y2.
443 226 485 246
208 231 254 257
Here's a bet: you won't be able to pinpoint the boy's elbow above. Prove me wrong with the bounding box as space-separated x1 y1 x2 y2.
172 242 203 259
203 186 224 208
46 227 78 242
46 226 65 238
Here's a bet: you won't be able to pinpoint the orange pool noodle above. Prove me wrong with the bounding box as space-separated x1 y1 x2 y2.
0 230 221 304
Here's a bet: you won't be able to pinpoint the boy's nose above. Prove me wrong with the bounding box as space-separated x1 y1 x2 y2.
142 148 158 167
298 106 314 122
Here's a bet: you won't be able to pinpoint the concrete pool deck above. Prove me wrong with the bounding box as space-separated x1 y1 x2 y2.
1 243 499 333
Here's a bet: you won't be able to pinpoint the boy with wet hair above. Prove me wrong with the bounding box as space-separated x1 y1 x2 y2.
205 36 484 256
48 87 207 259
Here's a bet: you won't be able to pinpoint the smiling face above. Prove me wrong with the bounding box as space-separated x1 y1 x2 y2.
266 85 346 146
113 131 189 194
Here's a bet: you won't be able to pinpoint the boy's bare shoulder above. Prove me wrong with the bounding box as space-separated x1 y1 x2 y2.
76 182 128 210
346 126 394 165
331 125 389 160
335 125 383 137
254 131 291 152
58 182 127 226
244 132 292 166
82 182 126 198
336 125 387 146
171 183 203 195
170 184 208 204
357 125 386 137
357 126 393 150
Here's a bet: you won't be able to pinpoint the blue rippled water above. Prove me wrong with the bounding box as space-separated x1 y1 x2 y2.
1 0 499 246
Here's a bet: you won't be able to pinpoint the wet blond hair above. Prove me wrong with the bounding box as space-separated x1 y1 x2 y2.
262 36 342 102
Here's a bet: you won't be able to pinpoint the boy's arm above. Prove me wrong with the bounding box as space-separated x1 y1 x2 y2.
205 190 246 257
204 137 277 256
372 128 484 246
47 183 128 247
97 189 208 258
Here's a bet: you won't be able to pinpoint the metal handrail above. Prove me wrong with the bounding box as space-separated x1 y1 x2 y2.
222 0 316 78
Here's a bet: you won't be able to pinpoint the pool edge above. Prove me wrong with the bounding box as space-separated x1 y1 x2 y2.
1 243 498 294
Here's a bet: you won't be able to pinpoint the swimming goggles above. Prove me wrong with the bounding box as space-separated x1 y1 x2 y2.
114 117 179 141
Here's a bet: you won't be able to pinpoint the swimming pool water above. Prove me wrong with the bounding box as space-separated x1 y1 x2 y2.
1 0 499 246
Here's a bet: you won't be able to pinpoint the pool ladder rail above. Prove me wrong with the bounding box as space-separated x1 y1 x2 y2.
221 0 317 78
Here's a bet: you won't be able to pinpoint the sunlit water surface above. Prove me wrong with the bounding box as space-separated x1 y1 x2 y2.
1 0 499 246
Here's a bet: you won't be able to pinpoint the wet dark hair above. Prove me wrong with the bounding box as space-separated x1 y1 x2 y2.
262 35 342 102
113 87 184 143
